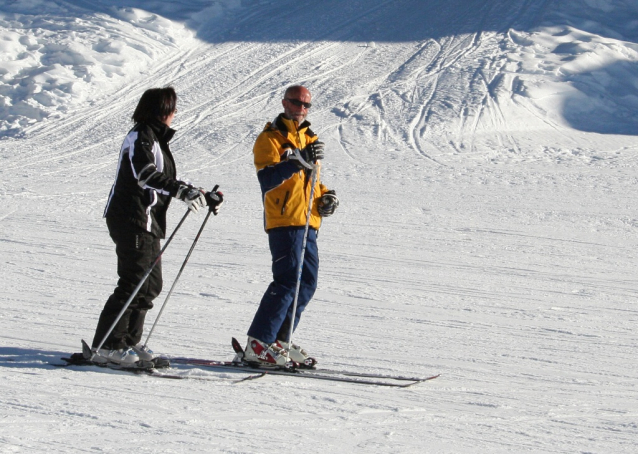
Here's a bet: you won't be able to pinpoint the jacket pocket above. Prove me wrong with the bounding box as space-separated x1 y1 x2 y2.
280 191 290 215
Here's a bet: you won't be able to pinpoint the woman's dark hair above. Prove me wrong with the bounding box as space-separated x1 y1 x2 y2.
132 86 177 124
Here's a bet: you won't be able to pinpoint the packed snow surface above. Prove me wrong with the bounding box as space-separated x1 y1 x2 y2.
1 0 637 452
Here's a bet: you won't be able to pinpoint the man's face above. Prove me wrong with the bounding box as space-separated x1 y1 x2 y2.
282 88 312 124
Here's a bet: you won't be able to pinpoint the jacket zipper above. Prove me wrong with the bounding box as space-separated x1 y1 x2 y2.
281 190 290 215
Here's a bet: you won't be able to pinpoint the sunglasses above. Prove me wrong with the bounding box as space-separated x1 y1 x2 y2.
285 98 312 109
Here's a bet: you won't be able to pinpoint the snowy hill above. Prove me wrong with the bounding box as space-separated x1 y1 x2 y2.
1 1 637 452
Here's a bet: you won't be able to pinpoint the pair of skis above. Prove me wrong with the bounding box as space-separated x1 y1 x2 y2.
167 356 439 388
167 338 439 387
59 339 439 388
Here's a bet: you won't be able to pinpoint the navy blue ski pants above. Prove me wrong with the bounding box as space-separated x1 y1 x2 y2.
248 227 319 343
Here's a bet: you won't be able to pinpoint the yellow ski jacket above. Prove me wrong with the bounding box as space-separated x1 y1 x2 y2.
254 114 327 231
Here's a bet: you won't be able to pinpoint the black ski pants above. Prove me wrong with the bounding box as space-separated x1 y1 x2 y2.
92 217 162 350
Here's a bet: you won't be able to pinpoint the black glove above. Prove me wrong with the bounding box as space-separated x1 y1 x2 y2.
204 189 224 215
318 190 339 217
176 185 206 213
288 141 324 169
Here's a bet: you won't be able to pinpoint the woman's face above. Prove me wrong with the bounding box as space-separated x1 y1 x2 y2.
162 109 176 126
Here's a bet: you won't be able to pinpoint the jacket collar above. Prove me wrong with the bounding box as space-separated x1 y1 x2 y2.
273 113 311 137
147 118 176 143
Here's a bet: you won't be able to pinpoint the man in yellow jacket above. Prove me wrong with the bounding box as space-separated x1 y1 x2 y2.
244 85 339 366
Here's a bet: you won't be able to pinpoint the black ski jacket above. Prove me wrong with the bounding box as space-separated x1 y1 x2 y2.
104 120 184 238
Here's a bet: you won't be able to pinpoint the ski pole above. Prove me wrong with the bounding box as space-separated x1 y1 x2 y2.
92 208 191 357
143 185 219 348
287 165 318 346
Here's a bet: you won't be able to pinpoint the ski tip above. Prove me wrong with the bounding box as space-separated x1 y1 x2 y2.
61 352 94 367
81 339 92 360
231 337 244 354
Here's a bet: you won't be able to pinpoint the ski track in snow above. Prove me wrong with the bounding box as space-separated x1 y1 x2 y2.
1 0 638 452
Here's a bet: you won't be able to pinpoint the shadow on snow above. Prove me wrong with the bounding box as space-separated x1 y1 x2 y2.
0 346 71 369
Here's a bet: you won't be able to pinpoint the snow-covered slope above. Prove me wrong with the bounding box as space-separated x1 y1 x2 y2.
1 1 637 452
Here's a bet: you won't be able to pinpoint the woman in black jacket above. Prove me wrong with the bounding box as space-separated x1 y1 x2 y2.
91 86 223 365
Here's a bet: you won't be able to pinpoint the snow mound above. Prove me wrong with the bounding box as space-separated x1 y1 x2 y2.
0 1 217 136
